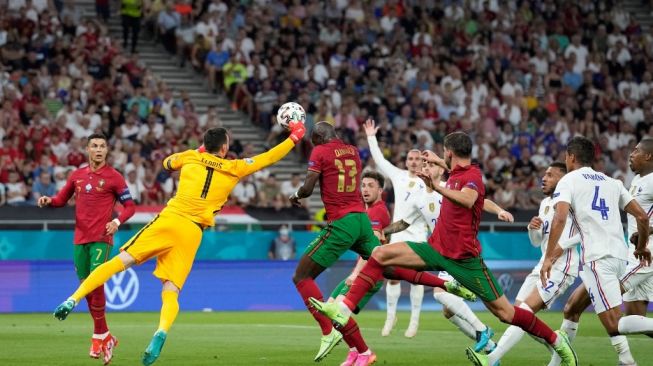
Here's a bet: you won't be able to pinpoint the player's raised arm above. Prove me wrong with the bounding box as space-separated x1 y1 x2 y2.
234 121 306 178
364 119 403 177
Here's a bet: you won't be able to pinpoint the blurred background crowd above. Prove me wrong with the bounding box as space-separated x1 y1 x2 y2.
0 0 652 212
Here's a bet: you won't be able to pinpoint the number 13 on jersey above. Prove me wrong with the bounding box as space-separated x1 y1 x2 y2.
335 159 357 192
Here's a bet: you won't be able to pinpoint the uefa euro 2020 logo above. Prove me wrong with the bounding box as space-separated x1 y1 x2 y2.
104 268 139 310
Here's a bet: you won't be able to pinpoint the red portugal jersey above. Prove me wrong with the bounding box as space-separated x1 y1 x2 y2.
308 139 365 222
366 200 390 232
51 164 135 245
428 164 485 259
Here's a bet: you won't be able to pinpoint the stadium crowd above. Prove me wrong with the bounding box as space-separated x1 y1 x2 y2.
0 0 652 212
162 0 653 211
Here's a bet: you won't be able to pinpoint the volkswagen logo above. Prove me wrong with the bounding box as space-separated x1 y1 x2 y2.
104 268 139 310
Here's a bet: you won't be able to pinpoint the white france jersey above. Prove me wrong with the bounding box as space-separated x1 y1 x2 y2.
627 173 653 247
553 167 633 263
367 136 428 242
529 196 580 275
403 188 443 234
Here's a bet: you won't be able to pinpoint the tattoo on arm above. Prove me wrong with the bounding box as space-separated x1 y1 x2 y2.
384 220 410 235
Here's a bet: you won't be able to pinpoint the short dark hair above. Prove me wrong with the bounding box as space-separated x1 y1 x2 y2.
362 170 385 188
549 161 567 173
87 133 108 145
203 127 229 153
443 132 472 158
566 136 595 165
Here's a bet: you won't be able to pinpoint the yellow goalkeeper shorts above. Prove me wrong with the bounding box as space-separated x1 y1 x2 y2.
121 211 203 289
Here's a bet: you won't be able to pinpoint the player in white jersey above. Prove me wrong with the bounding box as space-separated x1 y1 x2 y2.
382 159 514 354
621 139 653 314
469 162 581 366
541 136 653 366
364 119 428 337
548 139 653 366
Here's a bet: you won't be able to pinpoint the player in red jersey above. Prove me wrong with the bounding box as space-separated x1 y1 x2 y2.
329 170 390 366
289 123 471 365
38 133 135 365
310 132 579 366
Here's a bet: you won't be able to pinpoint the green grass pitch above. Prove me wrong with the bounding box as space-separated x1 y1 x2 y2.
0 311 651 365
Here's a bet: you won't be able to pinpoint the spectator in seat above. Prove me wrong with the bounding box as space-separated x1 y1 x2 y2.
5 171 28 206
32 171 56 203
258 174 281 208
281 173 302 198
232 175 257 207
141 170 163 205
268 226 296 260
124 166 144 204
254 80 278 130
205 42 230 94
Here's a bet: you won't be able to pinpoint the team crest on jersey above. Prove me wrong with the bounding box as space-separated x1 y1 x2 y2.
429 202 435 212
544 206 550 215
409 181 415 188
99 179 105 188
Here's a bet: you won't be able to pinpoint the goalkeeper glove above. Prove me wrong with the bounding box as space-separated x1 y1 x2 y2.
288 121 306 143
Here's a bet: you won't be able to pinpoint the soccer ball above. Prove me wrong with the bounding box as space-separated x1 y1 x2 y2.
276 102 306 129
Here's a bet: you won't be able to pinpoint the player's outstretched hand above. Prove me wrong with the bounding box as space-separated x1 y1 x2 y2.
288 120 306 143
421 150 449 171
528 216 543 230
37 196 52 208
498 210 514 223
363 119 379 137
634 247 652 266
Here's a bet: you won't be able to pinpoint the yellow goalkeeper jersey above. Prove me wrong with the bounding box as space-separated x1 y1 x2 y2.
161 139 294 227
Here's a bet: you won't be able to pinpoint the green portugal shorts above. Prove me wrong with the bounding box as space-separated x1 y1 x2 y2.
407 241 503 302
74 242 111 280
304 212 380 268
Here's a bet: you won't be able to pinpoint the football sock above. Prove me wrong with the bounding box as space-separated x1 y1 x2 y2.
548 319 579 366
385 282 401 321
356 280 383 314
488 303 534 364
433 291 485 332
340 318 368 353
447 314 477 340
390 267 447 289
610 335 635 364
87 286 109 335
343 257 384 311
618 315 653 334
295 278 332 335
157 290 179 332
71 257 125 303
409 284 423 325
510 305 556 345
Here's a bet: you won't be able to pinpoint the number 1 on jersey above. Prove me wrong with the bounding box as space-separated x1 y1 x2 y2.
200 167 214 199
335 159 357 192
591 185 609 220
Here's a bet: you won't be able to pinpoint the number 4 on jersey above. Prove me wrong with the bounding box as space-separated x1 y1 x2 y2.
591 186 609 220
